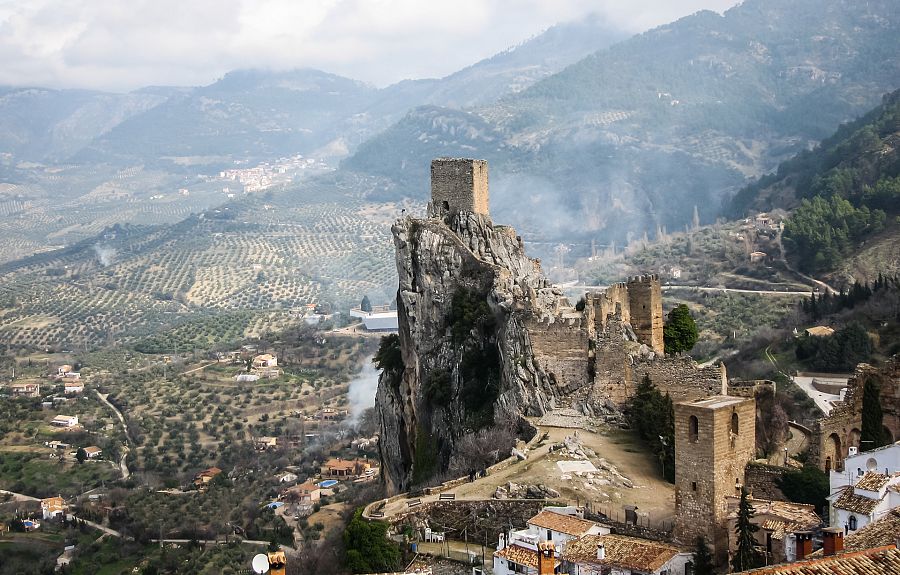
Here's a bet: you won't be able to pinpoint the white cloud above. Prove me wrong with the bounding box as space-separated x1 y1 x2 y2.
0 0 740 92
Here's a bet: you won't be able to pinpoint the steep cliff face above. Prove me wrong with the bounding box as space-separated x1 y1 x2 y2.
375 210 567 493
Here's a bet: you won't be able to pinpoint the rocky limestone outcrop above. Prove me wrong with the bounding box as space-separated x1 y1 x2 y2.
376 211 566 493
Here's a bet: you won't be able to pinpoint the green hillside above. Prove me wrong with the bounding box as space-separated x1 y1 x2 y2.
344 0 900 243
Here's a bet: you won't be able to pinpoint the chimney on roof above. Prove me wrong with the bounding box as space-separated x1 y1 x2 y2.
597 542 606 561
822 527 844 557
537 541 555 575
793 531 813 560
497 532 506 551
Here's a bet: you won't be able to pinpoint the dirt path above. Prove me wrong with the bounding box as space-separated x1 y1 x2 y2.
93 390 131 480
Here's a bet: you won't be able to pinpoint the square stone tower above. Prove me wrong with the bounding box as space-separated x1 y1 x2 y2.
429 158 489 217
627 274 664 354
674 395 756 566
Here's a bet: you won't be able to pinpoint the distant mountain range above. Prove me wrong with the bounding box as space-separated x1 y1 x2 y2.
0 15 627 171
344 0 900 242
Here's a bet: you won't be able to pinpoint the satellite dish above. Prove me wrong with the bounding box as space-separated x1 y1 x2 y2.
251 553 270 574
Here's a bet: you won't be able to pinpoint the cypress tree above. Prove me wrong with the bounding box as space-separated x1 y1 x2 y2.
693 536 714 575
732 487 761 572
861 378 888 449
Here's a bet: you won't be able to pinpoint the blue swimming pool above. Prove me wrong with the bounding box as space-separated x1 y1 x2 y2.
318 479 338 488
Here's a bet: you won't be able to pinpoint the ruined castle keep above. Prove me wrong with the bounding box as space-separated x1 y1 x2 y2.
376 158 727 493
673 396 756 565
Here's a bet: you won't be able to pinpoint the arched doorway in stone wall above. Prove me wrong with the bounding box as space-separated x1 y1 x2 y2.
848 428 861 451
824 433 842 472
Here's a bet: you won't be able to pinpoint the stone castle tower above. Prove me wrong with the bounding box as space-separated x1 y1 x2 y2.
674 395 756 565
626 274 664 354
428 158 489 217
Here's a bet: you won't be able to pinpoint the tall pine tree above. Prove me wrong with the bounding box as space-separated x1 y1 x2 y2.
732 487 762 572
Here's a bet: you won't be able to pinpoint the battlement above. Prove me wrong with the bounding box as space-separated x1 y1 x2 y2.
429 158 489 218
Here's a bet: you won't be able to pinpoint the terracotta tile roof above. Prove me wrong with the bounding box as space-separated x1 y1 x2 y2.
737 545 900 574
832 487 881 515
527 510 598 536
494 544 559 570
854 472 891 492
84 446 102 455
563 534 680 573
810 509 900 557
727 497 821 539
41 496 66 513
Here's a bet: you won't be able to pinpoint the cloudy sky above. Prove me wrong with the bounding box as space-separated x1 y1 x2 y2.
0 0 740 92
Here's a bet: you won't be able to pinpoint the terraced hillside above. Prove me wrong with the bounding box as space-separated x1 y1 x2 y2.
0 181 397 350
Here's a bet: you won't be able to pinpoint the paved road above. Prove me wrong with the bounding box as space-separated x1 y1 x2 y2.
93 390 131 480
572 284 810 296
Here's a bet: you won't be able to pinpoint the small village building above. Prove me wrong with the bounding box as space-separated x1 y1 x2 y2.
193 466 222 488
525 509 607 551
83 446 102 459
255 436 278 450
56 365 73 377
41 496 67 520
64 382 84 394
830 472 900 533
749 251 767 263
10 382 40 397
828 441 900 532
804 326 835 337
809 508 900 556
320 458 371 479
289 481 320 502
277 472 298 484
51 415 78 428
725 496 821 564
47 441 70 450
234 373 259 383
562 534 690 575
252 354 278 368
734 543 900 574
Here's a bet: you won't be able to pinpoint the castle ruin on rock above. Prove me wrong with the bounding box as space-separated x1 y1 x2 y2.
375 158 728 493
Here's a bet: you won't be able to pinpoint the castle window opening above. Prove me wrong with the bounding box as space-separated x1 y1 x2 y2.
848 515 857 531
691 481 697 491
731 412 739 435
546 529 552 541
689 415 699 443
442 200 449 211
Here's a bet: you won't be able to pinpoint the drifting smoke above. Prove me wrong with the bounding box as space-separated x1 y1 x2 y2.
347 357 379 426
93 244 117 267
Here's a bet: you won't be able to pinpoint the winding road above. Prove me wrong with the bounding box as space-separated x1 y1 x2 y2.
93 390 131 480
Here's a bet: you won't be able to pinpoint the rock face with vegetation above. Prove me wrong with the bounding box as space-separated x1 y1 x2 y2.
375 196 563 492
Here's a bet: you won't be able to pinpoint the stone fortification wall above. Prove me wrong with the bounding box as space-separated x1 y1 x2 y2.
744 463 789 502
809 357 899 472
587 284 631 334
392 499 564 545
627 275 664 354
727 380 776 398
526 315 591 394
429 158 489 217
632 356 728 403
